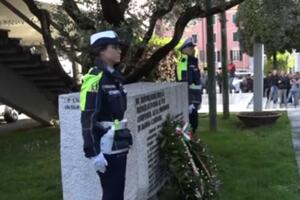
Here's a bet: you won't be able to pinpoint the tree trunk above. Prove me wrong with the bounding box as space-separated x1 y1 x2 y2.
72 61 81 85
39 10 77 90
220 9 230 119
273 52 278 69
206 0 217 131
100 0 124 26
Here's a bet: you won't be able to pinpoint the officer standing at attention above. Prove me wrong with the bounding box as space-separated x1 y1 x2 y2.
176 37 202 133
80 30 132 200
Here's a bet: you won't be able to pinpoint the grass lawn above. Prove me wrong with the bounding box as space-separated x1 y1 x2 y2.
199 112 300 200
0 127 62 200
0 112 299 200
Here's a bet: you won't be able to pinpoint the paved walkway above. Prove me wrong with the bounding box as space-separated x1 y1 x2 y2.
287 108 300 175
0 114 40 135
200 93 290 113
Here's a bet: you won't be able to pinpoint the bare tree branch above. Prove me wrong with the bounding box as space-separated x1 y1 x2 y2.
133 0 177 62
62 0 95 30
125 0 245 83
0 0 42 33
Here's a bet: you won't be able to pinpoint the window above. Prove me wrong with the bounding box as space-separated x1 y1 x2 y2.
192 34 198 44
199 50 205 62
233 32 239 41
232 14 238 24
217 51 221 62
212 15 216 24
230 50 243 61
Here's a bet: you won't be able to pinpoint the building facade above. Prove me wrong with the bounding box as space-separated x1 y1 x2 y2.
186 6 251 70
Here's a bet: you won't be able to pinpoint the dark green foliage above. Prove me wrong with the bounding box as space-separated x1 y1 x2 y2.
237 0 300 58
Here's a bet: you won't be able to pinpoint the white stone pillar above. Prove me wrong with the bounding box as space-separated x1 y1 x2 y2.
295 52 300 72
253 43 264 112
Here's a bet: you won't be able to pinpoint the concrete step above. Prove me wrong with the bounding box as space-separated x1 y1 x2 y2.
17 68 53 76
0 37 21 46
41 86 71 96
5 63 42 70
0 28 10 38
49 88 71 94
3 61 42 70
0 47 24 55
27 76 61 82
0 44 23 54
0 51 30 59
36 81 67 87
0 53 40 62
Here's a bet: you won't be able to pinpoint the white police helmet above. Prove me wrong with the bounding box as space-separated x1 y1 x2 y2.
90 30 122 48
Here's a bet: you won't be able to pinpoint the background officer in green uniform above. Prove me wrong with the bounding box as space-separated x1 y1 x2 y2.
176 37 202 133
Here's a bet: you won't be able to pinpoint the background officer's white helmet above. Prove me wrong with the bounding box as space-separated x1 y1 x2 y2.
90 30 122 48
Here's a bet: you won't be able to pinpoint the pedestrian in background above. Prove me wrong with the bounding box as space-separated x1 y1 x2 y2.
269 70 279 105
278 71 289 107
176 37 202 133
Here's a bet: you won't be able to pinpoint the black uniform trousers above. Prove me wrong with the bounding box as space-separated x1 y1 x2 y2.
97 152 128 200
189 103 199 133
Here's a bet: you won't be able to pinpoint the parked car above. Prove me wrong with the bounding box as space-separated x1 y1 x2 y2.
232 70 253 93
0 103 19 123
232 77 243 93
235 70 253 78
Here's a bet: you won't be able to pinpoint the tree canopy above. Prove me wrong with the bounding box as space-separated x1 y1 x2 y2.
237 0 300 58
24 0 245 83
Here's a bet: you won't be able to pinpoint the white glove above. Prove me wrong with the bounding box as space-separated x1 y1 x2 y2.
91 153 108 173
100 126 115 154
188 104 195 114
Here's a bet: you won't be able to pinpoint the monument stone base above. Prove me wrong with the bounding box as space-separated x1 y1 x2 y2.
58 82 188 200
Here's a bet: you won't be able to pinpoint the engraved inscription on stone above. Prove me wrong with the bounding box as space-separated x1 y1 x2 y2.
62 96 80 110
135 91 171 194
59 83 189 200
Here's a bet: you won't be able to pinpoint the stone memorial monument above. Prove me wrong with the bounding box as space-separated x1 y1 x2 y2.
59 82 188 200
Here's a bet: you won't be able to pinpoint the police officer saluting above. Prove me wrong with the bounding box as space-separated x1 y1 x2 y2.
80 30 132 200
176 37 202 133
